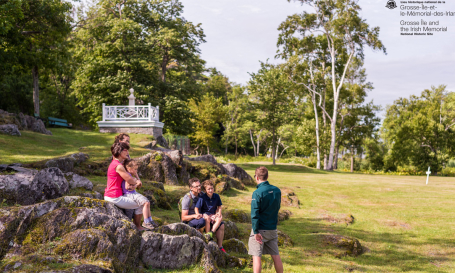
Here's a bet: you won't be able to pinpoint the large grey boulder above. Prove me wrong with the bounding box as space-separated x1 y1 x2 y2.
0 167 69 205
156 135 169 148
140 232 206 269
31 118 52 135
0 171 37 205
223 238 248 254
64 172 93 190
161 153 179 185
223 220 240 240
18 112 52 135
30 167 69 203
156 222 206 242
222 163 255 185
0 124 21 136
188 154 218 165
44 153 90 172
224 209 251 223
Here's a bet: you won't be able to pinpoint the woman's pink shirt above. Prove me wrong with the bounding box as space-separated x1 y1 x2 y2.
105 159 124 198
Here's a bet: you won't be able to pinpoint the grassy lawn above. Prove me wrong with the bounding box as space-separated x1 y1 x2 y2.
0 128 153 164
219 163 455 273
2 129 455 272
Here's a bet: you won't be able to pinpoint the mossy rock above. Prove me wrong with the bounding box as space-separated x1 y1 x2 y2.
277 230 293 247
323 234 364 258
1 196 141 273
281 188 300 208
136 182 172 210
152 216 164 226
224 209 251 223
0 254 78 272
53 228 115 260
188 161 223 182
223 238 248 254
278 209 292 224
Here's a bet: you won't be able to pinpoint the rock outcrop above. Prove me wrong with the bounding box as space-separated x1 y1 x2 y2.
44 153 90 173
224 209 251 223
65 172 93 190
0 124 21 136
281 189 300 208
323 234 364 258
0 109 52 135
0 197 140 272
278 209 292 223
277 230 294 247
221 163 255 186
223 220 240 240
140 231 207 269
0 167 69 205
188 155 254 186
222 238 248 254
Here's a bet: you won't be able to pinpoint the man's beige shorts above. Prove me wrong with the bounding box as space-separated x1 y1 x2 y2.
248 229 279 257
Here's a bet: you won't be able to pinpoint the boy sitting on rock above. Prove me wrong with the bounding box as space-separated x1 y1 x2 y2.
122 159 158 230
195 180 225 252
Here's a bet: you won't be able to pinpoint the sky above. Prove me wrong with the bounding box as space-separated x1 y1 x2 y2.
180 0 455 117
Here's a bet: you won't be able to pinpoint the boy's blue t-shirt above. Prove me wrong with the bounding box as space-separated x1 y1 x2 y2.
195 193 222 215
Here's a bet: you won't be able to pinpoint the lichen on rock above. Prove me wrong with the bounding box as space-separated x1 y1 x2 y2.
224 209 251 223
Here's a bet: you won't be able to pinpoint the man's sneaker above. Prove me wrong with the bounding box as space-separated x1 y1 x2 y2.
219 247 226 253
142 222 155 231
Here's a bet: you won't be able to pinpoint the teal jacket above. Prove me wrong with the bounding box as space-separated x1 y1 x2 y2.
251 181 281 234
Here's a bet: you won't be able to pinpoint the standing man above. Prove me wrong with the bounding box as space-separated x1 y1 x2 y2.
248 166 283 273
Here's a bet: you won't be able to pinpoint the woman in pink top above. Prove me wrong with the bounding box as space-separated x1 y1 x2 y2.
104 142 150 231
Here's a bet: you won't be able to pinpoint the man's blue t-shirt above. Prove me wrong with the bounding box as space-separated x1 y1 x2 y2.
195 192 222 215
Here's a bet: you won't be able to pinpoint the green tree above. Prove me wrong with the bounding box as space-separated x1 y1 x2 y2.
72 0 205 132
0 0 73 115
248 63 295 165
189 93 226 154
382 85 455 174
279 0 386 169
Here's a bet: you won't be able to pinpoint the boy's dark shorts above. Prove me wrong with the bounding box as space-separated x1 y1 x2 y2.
248 229 279 257
188 218 205 229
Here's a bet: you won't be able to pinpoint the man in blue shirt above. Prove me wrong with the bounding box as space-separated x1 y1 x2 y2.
195 180 226 252
249 166 283 273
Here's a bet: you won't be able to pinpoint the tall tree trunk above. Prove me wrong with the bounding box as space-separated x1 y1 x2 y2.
256 129 263 157
272 133 276 165
275 137 281 160
32 66 39 115
350 145 354 173
324 154 327 169
249 129 257 157
161 54 168 83
225 136 228 154
334 145 339 169
207 146 210 155
312 94 321 169
327 51 354 170
235 135 238 156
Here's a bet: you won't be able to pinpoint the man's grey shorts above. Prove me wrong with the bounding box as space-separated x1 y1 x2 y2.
248 229 279 257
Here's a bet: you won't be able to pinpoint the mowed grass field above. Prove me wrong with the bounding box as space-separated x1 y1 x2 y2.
1 129 455 272
219 164 455 273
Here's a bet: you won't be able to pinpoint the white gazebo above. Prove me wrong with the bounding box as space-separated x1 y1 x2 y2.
97 89 164 137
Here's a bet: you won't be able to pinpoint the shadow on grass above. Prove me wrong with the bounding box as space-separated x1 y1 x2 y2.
275 215 455 272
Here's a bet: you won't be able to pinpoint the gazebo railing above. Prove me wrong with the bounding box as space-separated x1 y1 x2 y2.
102 103 159 122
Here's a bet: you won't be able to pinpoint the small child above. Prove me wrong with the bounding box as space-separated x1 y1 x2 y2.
122 159 158 230
195 180 225 252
